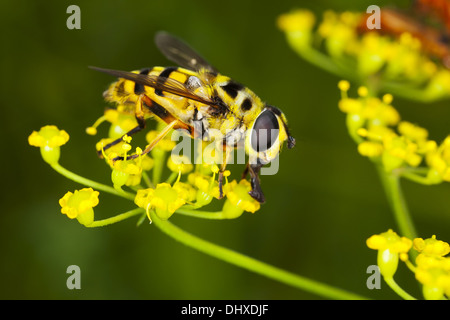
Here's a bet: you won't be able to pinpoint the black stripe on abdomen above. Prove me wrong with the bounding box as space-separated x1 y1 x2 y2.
155 67 177 96
133 68 151 94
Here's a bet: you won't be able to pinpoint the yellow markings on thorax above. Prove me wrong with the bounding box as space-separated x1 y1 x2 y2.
213 75 264 127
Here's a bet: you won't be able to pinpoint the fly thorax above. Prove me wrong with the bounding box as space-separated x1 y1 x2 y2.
186 75 202 90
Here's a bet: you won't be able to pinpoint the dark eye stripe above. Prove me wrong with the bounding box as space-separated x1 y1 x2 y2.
251 110 279 152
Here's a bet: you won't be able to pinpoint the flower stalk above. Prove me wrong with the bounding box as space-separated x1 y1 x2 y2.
150 210 369 300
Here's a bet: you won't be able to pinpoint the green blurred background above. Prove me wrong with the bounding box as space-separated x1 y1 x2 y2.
2 0 450 299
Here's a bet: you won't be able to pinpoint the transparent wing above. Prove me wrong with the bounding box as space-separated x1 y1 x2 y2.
154 31 218 73
90 66 214 105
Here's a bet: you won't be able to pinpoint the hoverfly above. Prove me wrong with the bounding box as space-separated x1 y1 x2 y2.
359 0 450 68
90 32 295 203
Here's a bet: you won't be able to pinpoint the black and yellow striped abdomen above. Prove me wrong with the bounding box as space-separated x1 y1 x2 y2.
104 66 200 122
103 66 265 139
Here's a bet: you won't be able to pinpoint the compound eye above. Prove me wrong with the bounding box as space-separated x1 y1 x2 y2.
251 110 279 152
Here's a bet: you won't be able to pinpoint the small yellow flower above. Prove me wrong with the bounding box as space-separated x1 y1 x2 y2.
357 141 383 157
222 180 261 218
96 138 153 188
338 98 363 114
106 109 139 140
59 188 99 226
425 70 450 99
134 183 186 220
277 9 315 32
28 125 70 148
381 134 424 171
111 159 142 188
167 155 194 174
367 229 412 253
173 181 197 203
357 86 369 97
414 235 450 257
338 80 350 92
398 121 428 143
277 10 316 51
28 125 70 164
367 229 412 278
426 136 450 182
188 171 221 207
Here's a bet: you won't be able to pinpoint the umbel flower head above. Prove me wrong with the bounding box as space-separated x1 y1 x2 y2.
59 188 99 226
368 231 450 300
338 81 439 173
28 125 69 164
278 9 450 102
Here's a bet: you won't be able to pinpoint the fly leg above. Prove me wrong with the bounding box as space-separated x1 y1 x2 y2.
248 163 265 203
99 93 193 161
217 144 233 199
113 119 179 161
96 94 148 158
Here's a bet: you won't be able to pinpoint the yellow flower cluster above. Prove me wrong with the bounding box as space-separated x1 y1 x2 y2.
414 236 450 299
367 230 450 299
278 9 450 101
30 114 262 226
134 170 260 221
338 81 450 179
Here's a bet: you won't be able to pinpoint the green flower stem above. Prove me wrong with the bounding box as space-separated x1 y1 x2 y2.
376 164 418 241
384 277 417 300
51 162 135 201
404 259 417 273
150 212 369 300
291 45 356 81
400 171 438 186
175 207 229 219
151 149 166 185
165 171 179 185
87 207 144 228
142 171 154 188
381 81 441 103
